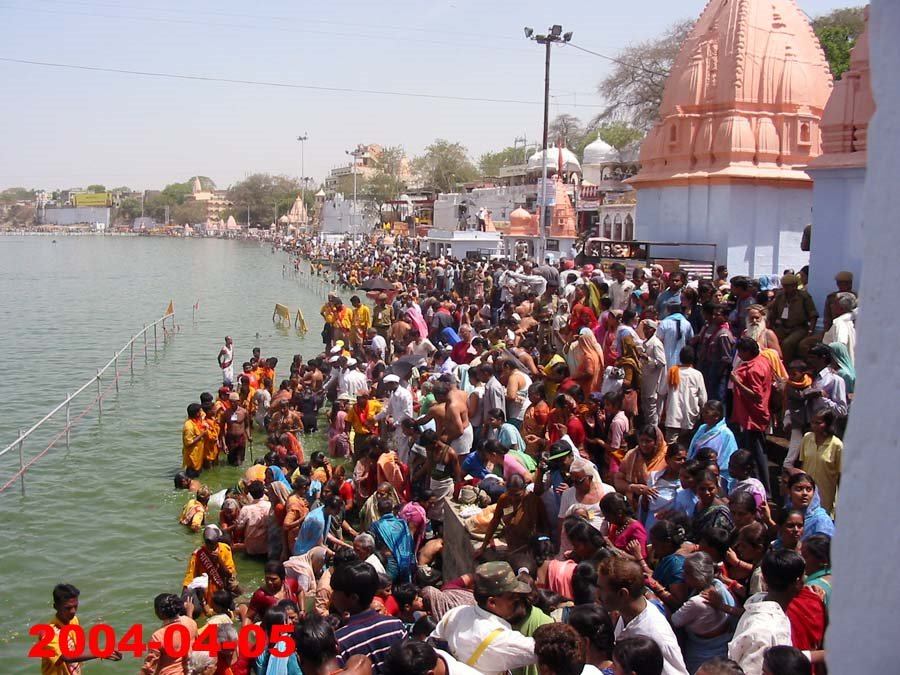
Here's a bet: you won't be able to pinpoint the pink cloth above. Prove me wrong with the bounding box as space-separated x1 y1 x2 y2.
398 501 427 551
611 520 648 558
547 559 577 600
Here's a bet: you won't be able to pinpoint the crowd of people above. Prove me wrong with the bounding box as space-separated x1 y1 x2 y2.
41 235 854 675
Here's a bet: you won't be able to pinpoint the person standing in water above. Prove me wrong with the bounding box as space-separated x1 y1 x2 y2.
218 336 234 386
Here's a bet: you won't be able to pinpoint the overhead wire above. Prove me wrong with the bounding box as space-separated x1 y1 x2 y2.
565 42 669 78
24 0 527 43
0 56 608 108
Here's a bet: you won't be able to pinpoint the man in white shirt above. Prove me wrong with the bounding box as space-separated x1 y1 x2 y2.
376 374 414 463
598 557 689 675
385 640 484 675
342 358 369 400
608 262 635 311
822 291 857 364
660 346 708 444
727 550 805 675
640 320 667 428
367 327 388 361
430 561 536 675
352 533 387 575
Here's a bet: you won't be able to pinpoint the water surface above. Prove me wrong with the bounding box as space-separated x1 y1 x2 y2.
0 235 334 673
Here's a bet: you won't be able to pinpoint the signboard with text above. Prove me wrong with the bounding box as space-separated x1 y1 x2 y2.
72 192 111 207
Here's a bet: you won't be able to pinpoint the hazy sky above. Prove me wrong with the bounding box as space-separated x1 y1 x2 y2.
0 0 853 191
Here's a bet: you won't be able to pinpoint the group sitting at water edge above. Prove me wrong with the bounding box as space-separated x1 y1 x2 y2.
42 236 849 675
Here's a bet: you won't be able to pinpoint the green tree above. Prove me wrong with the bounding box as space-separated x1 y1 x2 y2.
170 201 207 225
812 6 866 80
412 140 478 192
577 122 645 158
593 19 694 130
0 187 35 204
161 181 193 205
226 173 302 228
115 197 142 224
548 114 584 147
110 186 132 194
478 146 531 177
86 184 107 193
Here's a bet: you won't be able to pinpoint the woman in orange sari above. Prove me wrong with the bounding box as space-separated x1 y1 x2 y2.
570 328 605 394
614 425 668 512
522 382 551 460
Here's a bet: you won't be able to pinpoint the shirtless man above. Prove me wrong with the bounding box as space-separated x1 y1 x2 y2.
218 336 234 386
224 392 250 466
389 315 413 348
416 379 474 459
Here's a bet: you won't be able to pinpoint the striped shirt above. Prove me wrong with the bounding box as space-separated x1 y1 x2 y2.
336 609 406 674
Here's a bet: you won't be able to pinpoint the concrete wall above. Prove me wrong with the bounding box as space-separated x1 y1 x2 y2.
320 198 375 235
41 206 111 226
806 166 866 316
634 182 810 276
433 186 530 231
829 2 898 671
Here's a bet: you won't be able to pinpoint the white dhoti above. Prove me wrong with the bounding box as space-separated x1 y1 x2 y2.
429 477 455 520
448 424 474 458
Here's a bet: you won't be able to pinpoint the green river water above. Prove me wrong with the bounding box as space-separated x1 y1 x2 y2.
0 235 334 673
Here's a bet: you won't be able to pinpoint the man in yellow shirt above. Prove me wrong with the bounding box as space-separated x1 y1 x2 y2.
41 584 121 674
350 295 372 349
346 390 382 460
332 298 353 345
183 525 237 606
182 403 206 476
321 294 338 349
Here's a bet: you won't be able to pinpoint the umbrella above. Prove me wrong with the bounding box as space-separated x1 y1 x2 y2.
360 277 393 291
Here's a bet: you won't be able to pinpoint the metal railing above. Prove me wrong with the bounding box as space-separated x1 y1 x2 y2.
0 310 176 495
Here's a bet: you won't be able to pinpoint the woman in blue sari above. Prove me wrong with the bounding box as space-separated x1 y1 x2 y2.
829 342 856 394
688 400 739 491
786 472 835 540
266 465 294 491
370 498 415 582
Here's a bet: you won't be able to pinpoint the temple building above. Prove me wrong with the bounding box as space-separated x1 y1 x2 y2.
580 137 639 240
187 176 232 226
627 0 833 276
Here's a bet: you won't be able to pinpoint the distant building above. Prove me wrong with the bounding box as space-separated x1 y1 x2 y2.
186 176 232 226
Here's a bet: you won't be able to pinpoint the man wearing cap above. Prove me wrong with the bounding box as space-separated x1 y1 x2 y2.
822 271 856 331
430 562 537 674
376 374 414 463
183 525 237 606
767 275 818 362
372 293 395 346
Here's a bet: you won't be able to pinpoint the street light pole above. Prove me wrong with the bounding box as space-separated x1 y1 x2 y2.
346 145 363 241
297 133 308 229
525 25 572 263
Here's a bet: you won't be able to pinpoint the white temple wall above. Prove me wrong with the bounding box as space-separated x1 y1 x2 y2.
806 166 867 315
634 182 810 276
